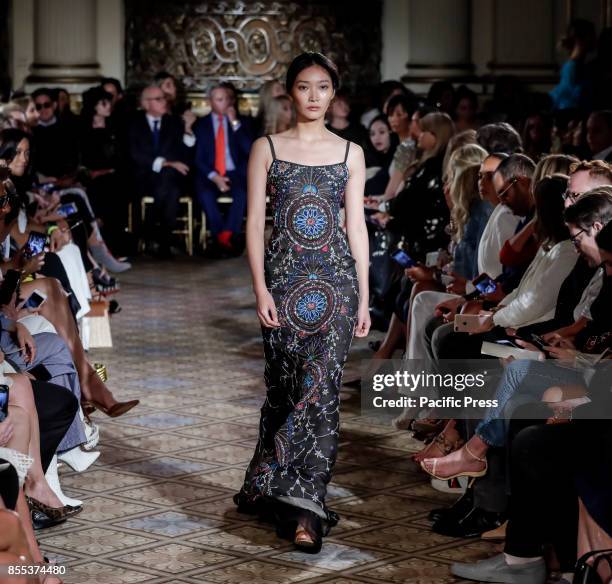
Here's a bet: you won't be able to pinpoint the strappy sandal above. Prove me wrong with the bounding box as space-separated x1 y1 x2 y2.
419 443 488 480
411 430 464 463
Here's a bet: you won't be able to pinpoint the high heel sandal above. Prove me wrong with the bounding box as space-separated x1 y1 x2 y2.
293 510 323 554
81 363 140 418
420 443 488 480
411 430 464 463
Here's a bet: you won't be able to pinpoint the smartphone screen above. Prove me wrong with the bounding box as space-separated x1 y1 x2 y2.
24 232 47 258
0 385 9 422
57 202 78 218
23 291 46 310
473 274 496 295
391 249 416 268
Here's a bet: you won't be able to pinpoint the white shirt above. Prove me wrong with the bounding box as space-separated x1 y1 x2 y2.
145 114 196 173
493 239 578 328
573 266 604 321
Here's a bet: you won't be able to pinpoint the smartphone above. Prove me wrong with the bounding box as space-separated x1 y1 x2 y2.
22 289 47 310
391 249 416 268
425 251 440 268
56 202 78 218
0 385 9 422
530 334 548 351
454 314 491 333
0 269 21 305
23 232 48 258
473 273 497 295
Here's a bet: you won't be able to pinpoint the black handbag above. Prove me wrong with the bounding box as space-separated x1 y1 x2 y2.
574 549 612 584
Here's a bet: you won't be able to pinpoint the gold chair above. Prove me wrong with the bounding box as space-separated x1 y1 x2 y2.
140 196 194 255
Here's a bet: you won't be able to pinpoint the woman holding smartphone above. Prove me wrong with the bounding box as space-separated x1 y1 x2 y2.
235 52 370 553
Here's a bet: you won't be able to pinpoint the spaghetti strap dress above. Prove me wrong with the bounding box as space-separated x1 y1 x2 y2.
236 136 359 532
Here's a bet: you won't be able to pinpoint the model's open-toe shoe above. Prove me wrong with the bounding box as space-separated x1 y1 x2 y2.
293 510 323 554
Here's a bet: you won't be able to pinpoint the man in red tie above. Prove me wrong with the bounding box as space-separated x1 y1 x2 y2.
194 85 253 254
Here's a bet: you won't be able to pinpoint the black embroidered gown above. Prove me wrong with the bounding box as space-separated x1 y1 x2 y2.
236 136 359 531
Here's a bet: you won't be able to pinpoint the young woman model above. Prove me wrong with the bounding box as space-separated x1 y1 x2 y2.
234 52 370 553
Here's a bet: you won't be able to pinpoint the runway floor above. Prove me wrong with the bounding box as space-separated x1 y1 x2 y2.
38 257 492 583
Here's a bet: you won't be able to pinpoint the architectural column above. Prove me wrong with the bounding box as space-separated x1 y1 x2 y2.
402 0 473 88
26 0 101 90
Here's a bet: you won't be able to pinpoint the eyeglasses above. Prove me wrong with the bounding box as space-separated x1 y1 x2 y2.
497 177 518 199
35 101 53 111
563 189 580 203
570 227 590 246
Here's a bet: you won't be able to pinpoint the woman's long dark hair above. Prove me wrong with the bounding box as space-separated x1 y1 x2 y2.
80 86 113 128
0 129 33 222
285 52 340 92
533 174 571 244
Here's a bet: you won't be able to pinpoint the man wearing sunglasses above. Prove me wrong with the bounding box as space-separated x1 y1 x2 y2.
30 88 79 184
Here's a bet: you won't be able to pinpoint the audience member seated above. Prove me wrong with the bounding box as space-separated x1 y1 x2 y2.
193 84 253 254
30 88 79 186
521 112 552 161
262 95 294 136
586 110 612 162
128 84 195 258
326 89 368 147
453 85 479 132
255 80 286 137
364 115 398 197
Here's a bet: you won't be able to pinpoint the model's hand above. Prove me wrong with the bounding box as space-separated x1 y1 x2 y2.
256 290 280 328
354 302 371 337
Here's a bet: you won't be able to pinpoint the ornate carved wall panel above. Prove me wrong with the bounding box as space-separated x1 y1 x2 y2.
125 0 381 94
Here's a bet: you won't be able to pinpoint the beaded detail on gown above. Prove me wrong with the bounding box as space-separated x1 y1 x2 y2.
237 136 359 528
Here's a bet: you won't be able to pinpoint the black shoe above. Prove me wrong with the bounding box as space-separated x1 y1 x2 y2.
233 492 261 515
432 506 505 538
428 485 474 523
31 508 67 530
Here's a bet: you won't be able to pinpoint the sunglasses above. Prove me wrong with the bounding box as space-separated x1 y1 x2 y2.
35 101 53 111
497 177 518 199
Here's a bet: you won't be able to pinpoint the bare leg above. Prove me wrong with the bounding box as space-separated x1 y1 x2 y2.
7 376 63 508
20 278 118 410
373 313 406 359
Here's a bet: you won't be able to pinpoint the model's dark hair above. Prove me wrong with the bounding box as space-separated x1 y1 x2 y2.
595 219 612 252
285 52 340 92
533 175 570 244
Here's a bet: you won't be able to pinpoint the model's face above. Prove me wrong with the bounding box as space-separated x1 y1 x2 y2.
478 156 501 200
290 65 334 121
160 77 177 101
96 99 112 118
210 88 230 114
141 88 167 117
568 222 602 267
369 120 391 152
8 139 30 177
388 104 409 135
34 94 56 122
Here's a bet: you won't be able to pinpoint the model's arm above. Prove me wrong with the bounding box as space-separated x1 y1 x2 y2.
246 137 280 328
344 144 371 338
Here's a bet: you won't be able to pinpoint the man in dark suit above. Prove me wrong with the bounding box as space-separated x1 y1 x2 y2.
128 85 195 256
193 84 253 252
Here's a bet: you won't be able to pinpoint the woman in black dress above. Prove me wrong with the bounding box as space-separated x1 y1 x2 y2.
236 53 370 553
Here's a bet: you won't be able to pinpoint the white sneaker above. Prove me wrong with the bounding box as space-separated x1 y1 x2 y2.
58 447 100 472
45 455 83 506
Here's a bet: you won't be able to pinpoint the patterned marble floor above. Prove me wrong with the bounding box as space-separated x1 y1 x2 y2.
38 257 495 583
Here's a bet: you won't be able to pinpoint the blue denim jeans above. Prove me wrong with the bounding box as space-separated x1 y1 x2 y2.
476 359 585 447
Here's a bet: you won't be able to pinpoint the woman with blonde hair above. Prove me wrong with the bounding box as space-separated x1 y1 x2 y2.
255 80 286 136
262 95 294 135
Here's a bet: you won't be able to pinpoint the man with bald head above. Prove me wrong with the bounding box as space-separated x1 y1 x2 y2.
128 84 195 257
